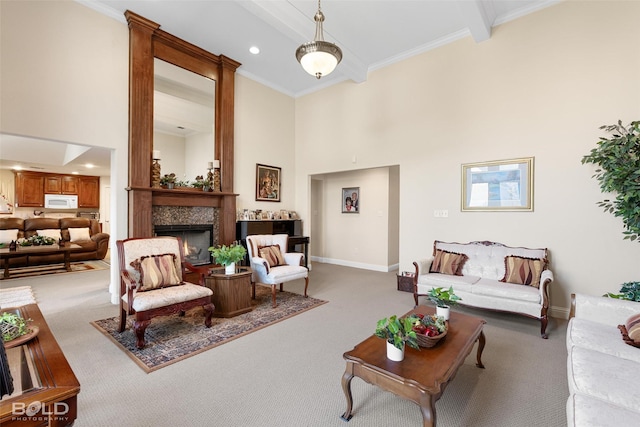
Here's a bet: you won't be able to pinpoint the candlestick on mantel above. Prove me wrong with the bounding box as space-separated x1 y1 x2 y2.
153 150 161 160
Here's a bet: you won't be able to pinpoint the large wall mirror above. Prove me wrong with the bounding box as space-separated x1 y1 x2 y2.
125 10 240 239
154 58 215 182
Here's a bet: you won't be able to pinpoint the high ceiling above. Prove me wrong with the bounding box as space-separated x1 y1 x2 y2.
85 0 560 98
1 0 560 177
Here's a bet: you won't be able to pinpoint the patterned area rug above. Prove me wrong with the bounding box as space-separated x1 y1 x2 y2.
91 285 327 373
3 260 109 280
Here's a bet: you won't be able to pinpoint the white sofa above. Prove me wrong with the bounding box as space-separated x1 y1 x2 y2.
566 293 640 427
413 240 553 338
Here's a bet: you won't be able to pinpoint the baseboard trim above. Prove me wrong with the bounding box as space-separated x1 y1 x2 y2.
310 256 398 273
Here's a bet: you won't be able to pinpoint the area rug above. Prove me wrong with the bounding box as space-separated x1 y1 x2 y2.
0 286 37 308
91 285 328 373
3 259 109 280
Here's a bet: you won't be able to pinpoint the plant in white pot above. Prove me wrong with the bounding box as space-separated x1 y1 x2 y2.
208 243 246 274
374 315 419 361
427 286 461 320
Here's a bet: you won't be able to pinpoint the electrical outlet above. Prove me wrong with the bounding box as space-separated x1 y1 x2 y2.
441 210 448 218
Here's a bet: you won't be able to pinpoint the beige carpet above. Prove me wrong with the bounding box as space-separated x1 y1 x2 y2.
1 263 569 426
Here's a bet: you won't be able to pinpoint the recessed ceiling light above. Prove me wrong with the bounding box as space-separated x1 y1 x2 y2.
249 46 260 55
72 171 79 175
85 163 95 169
12 165 22 170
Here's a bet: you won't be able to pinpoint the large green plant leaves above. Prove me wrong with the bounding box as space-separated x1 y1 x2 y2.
582 120 640 242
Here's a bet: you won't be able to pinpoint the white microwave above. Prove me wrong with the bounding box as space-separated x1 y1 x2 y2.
44 194 78 209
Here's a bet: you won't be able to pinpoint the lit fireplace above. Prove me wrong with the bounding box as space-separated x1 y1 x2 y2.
154 224 213 266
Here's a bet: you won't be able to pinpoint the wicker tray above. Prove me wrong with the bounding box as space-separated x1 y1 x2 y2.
416 327 447 348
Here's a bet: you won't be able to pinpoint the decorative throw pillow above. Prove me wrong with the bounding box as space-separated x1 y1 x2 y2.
68 227 91 242
501 256 546 288
619 313 640 348
259 244 285 267
130 253 183 291
37 229 62 240
429 250 468 276
0 229 18 243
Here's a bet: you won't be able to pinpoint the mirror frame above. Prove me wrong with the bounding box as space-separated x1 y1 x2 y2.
125 11 240 240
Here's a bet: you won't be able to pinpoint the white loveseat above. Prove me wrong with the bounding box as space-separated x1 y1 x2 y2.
413 240 553 338
566 293 640 427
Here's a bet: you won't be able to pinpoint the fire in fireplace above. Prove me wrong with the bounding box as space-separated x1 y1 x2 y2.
154 224 213 266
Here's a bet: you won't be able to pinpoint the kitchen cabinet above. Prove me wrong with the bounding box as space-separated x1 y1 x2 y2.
15 172 45 207
78 176 100 208
44 176 79 194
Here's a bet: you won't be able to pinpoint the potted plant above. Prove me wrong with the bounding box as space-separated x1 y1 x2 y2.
192 175 212 192
208 243 247 274
582 120 640 243
160 173 176 189
375 315 419 361
604 281 640 302
428 286 461 320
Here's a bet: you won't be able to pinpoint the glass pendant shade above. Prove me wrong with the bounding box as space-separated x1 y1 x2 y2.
295 1 342 79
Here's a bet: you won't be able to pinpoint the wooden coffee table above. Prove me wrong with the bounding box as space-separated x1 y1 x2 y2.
0 243 83 279
340 306 486 426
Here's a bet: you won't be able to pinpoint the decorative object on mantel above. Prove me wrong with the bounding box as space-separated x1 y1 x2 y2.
374 315 419 361
256 163 281 202
160 173 176 189
208 243 247 275
211 160 221 192
192 175 212 192
295 0 343 79
151 150 162 188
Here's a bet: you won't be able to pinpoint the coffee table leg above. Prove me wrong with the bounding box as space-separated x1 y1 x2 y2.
64 251 72 272
419 395 436 427
340 368 354 421
476 330 486 369
2 259 9 279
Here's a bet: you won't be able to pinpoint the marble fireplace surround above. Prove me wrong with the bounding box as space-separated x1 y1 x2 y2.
153 206 220 248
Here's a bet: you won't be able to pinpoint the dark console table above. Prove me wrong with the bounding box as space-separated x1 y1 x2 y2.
236 220 309 268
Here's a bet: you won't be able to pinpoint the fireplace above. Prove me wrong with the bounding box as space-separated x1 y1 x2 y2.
154 224 213 266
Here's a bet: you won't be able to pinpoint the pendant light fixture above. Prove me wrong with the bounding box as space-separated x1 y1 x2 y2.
295 0 342 79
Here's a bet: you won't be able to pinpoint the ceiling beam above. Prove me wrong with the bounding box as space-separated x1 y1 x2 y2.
455 0 495 43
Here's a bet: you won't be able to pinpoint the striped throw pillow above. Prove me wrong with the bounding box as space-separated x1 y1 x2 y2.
501 255 546 288
131 253 183 291
259 244 285 267
429 250 468 276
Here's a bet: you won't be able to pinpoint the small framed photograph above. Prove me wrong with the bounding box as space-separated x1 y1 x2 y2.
256 164 281 202
461 157 534 211
342 187 359 213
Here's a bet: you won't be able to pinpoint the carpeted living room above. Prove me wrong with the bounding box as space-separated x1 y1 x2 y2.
2 1 640 426
1 262 570 426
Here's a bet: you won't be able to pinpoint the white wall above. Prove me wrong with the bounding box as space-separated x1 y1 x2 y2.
154 133 186 180
311 167 395 271
294 0 640 316
1 0 128 302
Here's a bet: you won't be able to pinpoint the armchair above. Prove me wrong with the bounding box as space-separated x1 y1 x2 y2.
246 234 309 308
116 236 214 348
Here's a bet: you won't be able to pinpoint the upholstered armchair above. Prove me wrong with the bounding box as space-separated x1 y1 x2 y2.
116 236 214 349
245 234 309 308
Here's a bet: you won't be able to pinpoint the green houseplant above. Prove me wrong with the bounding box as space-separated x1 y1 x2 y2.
604 281 640 302
208 243 246 270
1 312 31 342
160 173 176 189
428 286 461 308
581 120 640 243
375 315 419 351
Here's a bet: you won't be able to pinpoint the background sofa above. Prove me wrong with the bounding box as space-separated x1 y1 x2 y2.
567 293 640 426
0 217 109 266
413 240 553 338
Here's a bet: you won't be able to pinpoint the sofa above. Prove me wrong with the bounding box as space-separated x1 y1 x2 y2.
567 293 640 427
0 217 109 266
413 240 553 338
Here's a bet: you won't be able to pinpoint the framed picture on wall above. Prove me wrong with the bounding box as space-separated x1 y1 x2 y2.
461 157 534 211
342 187 359 213
256 164 281 202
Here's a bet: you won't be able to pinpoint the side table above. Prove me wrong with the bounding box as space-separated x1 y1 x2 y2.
397 272 415 293
205 267 253 317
